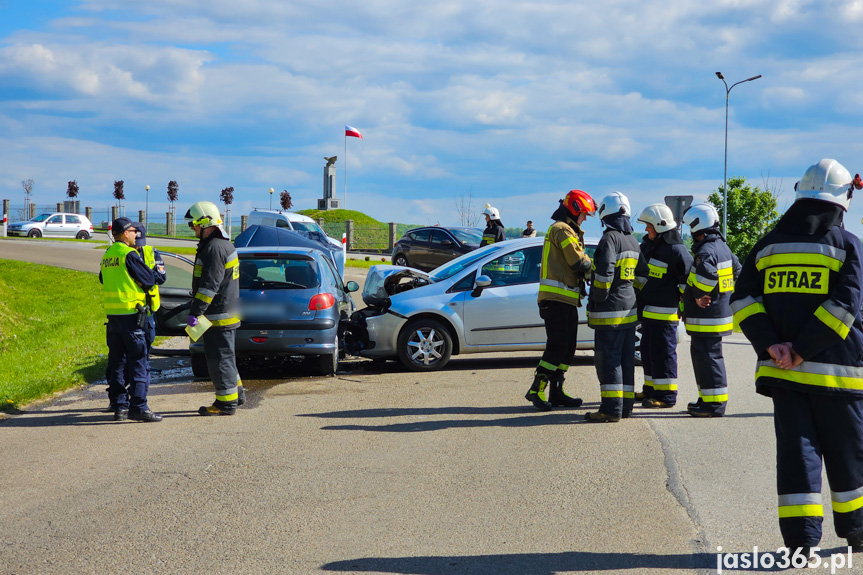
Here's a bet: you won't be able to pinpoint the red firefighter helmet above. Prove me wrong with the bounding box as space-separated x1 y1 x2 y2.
563 189 597 217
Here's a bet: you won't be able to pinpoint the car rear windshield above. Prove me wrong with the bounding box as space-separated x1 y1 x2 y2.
239 256 320 289
449 228 482 245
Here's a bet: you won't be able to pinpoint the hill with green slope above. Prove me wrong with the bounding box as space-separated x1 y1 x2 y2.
297 209 384 226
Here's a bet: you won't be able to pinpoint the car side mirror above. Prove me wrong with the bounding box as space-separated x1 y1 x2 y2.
472 275 492 297
441 239 453 247
345 281 359 293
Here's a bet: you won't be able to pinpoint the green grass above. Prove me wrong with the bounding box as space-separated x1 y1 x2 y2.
345 258 392 269
0 260 108 411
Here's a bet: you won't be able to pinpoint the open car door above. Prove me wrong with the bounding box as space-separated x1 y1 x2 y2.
153 251 195 336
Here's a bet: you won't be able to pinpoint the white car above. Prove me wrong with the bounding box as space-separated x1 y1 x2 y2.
246 209 342 250
346 237 605 371
7 212 95 239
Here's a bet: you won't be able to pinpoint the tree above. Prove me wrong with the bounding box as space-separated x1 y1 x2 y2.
454 187 480 227
113 180 125 202
280 190 293 210
708 176 780 261
66 180 79 198
220 186 234 206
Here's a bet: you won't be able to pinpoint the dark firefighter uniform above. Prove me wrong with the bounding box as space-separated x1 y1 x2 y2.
100 238 156 417
637 228 692 406
191 232 244 411
480 221 506 247
731 199 863 549
526 210 591 408
588 213 648 419
682 230 740 416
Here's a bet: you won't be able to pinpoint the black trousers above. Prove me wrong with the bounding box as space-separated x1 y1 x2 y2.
690 335 727 414
594 327 636 417
105 315 150 412
537 300 579 378
773 386 863 547
640 319 678 405
202 328 241 406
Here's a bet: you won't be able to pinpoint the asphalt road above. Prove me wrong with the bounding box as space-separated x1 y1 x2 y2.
0 237 853 574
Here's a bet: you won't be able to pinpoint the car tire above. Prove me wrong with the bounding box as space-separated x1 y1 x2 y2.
27 229 41 238
397 318 453 371
191 352 210 379
76 231 88 240
316 335 338 376
393 254 409 267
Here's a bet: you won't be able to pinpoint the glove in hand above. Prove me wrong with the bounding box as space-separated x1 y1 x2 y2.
187 315 199 327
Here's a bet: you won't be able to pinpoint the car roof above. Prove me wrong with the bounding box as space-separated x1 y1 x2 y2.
249 209 314 223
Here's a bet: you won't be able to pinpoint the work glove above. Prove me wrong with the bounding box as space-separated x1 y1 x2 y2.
187 315 199 327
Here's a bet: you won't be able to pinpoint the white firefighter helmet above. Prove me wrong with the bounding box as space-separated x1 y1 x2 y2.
795 158 859 212
637 203 677 233
598 191 631 220
682 203 720 234
482 204 501 221
184 201 223 228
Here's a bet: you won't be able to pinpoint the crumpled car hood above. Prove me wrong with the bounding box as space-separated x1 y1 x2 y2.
362 265 432 307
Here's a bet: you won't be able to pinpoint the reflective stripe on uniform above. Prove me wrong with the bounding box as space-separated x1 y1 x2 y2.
589 308 638 326
831 486 863 514
755 242 845 272
538 360 557 371
731 295 766 323
215 386 239 402
561 236 578 249
601 384 623 398
557 364 569 372
756 360 863 391
195 287 216 304
685 316 733 333
717 260 734 292
593 272 613 290
814 300 855 339
206 312 241 327
648 258 667 278
688 268 718 293
539 279 580 300
616 251 639 282
194 258 203 278
651 378 677 391
778 493 823 518
699 386 728 402
641 305 679 322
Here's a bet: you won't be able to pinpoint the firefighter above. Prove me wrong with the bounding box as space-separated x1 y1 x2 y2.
480 204 506 246
185 201 246 416
525 190 594 410
585 192 648 422
635 204 692 408
99 217 162 422
731 159 863 551
681 203 741 417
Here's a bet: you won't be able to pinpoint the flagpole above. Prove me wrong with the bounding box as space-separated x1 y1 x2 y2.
344 132 347 210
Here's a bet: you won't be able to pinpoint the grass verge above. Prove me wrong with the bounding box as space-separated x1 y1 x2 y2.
0 259 108 411
345 258 391 269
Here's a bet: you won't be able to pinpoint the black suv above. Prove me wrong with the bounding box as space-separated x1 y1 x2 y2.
391 226 483 271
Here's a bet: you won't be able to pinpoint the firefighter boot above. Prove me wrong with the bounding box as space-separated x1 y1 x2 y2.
524 374 552 411
237 384 246 407
549 376 583 408
198 400 237 416
584 411 621 423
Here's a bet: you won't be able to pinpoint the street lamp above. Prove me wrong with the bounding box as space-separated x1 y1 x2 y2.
144 185 150 227
716 71 762 236
269 187 274 210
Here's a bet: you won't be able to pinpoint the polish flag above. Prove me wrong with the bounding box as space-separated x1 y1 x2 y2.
345 125 363 139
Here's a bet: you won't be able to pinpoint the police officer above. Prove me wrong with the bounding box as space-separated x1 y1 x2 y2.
480 204 506 246
635 204 692 408
731 159 863 552
99 217 162 422
585 192 648 422
185 201 245 416
525 190 594 410
681 204 740 417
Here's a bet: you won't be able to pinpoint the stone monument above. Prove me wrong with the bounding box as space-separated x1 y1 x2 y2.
318 156 341 210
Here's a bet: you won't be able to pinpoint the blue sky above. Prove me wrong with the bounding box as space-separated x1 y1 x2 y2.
3 0 863 238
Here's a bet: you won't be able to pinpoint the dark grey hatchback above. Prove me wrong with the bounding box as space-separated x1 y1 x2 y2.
391 226 482 271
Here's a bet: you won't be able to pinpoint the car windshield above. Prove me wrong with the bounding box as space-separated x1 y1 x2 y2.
290 221 319 233
449 228 482 245
429 243 510 282
30 214 52 222
239 256 320 289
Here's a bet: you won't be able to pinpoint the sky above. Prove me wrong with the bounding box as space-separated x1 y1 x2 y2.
2 0 863 239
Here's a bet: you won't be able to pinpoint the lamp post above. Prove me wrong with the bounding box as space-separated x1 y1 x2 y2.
144 185 150 226
269 187 274 210
716 72 762 236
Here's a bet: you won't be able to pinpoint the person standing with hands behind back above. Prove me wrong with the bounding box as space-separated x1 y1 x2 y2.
185 201 245 416
731 159 863 553
480 204 506 246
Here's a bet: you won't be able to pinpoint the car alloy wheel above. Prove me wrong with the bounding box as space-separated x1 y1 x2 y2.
28 229 41 238
397 318 453 371
393 254 409 267
76 230 88 240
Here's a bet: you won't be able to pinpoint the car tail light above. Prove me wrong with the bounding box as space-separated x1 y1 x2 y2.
309 293 335 310
251 336 268 343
